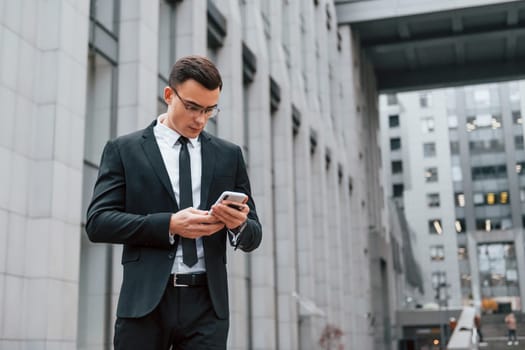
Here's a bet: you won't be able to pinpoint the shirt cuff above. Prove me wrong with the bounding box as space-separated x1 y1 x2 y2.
169 232 175 245
228 221 248 246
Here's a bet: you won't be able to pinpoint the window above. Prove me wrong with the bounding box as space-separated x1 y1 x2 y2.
471 164 507 180
473 193 484 206
393 184 404 198
515 135 524 150
387 94 398 105
420 92 431 108
517 162 525 175
472 191 510 205
451 166 462 182
392 160 403 174
421 116 435 133
473 88 491 107
390 138 401 150
466 114 502 131
448 115 458 129
455 193 465 207
450 141 459 154
389 114 400 128
430 245 445 261
427 193 440 207
458 246 468 260
431 271 447 289
475 217 512 231
513 111 522 125
423 142 436 157
425 167 438 182
429 219 443 234
455 218 465 233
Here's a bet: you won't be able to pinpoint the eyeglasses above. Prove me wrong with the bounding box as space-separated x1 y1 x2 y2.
171 87 220 118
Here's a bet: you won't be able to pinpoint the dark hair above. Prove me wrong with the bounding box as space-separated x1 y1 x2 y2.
169 55 223 91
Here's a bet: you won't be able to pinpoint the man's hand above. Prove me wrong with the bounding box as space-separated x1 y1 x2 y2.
170 208 224 239
210 199 249 230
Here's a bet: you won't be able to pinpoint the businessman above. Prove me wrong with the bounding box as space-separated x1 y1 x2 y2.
86 55 262 349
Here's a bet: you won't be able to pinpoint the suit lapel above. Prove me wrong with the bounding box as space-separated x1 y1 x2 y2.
141 121 178 208
199 131 216 209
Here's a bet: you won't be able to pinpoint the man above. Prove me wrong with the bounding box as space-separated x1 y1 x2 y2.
86 55 262 349
505 312 518 346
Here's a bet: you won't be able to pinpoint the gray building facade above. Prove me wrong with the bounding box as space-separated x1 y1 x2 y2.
0 0 403 349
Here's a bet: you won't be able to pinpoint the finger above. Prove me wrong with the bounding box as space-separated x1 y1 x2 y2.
221 200 248 212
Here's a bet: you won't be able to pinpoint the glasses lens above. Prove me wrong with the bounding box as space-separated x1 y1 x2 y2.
209 108 219 118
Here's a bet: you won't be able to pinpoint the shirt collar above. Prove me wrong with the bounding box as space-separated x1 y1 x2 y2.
156 114 199 147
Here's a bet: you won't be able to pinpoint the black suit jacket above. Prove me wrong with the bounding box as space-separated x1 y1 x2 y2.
85 120 262 319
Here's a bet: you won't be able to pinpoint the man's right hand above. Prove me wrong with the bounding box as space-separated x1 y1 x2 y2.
169 208 225 239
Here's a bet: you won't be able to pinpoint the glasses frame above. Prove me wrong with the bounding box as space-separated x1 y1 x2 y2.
171 87 220 118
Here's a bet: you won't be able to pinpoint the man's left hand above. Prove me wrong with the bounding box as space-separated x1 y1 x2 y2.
210 199 249 230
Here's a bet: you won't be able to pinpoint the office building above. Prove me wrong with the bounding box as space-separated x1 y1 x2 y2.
380 81 525 313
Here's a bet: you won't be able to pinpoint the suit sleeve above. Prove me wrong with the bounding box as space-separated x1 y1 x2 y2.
230 146 262 252
85 140 172 249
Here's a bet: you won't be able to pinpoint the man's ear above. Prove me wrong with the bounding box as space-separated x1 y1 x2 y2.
164 86 174 104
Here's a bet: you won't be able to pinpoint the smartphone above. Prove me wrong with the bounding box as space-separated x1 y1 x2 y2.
213 191 248 211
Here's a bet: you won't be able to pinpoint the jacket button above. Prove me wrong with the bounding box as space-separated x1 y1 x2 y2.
168 253 175 259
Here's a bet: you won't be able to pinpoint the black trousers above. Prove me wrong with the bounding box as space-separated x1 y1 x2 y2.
114 281 229 350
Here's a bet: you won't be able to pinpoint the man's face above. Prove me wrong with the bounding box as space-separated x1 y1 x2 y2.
163 79 220 138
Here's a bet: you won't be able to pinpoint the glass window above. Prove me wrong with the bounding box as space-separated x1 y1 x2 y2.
473 88 490 108
510 82 521 102
473 193 485 205
430 245 445 261
393 184 404 198
387 94 398 105
84 54 115 166
448 115 458 129
425 167 438 182
471 164 507 180
512 111 522 125
421 116 435 133
389 114 400 128
517 162 525 175
455 218 465 233
429 219 443 234
431 271 447 289
458 246 468 260
419 92 431 108
455 192 465 207
478 243 519 299
390 138 401 150
423 142 436 157
427 193 440 207
91 0 118 33
450 141 459 154
520 188 525 202
451 166 462 182
392 160 403 174
515 136 524 150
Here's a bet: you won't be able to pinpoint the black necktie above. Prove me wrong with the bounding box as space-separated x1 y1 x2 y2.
179 136 198 267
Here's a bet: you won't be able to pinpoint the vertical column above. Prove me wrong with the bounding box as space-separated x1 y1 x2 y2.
210 1 250 349
110 0 160 338
0 0 90 348
242 1 276 349
117 0 160 135
268 1 299 349
288 0 317 348
174 0 207 57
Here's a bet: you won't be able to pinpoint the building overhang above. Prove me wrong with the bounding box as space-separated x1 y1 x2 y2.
336 0 525 92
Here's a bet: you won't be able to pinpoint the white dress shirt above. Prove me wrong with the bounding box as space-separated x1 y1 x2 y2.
154 114 206 274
